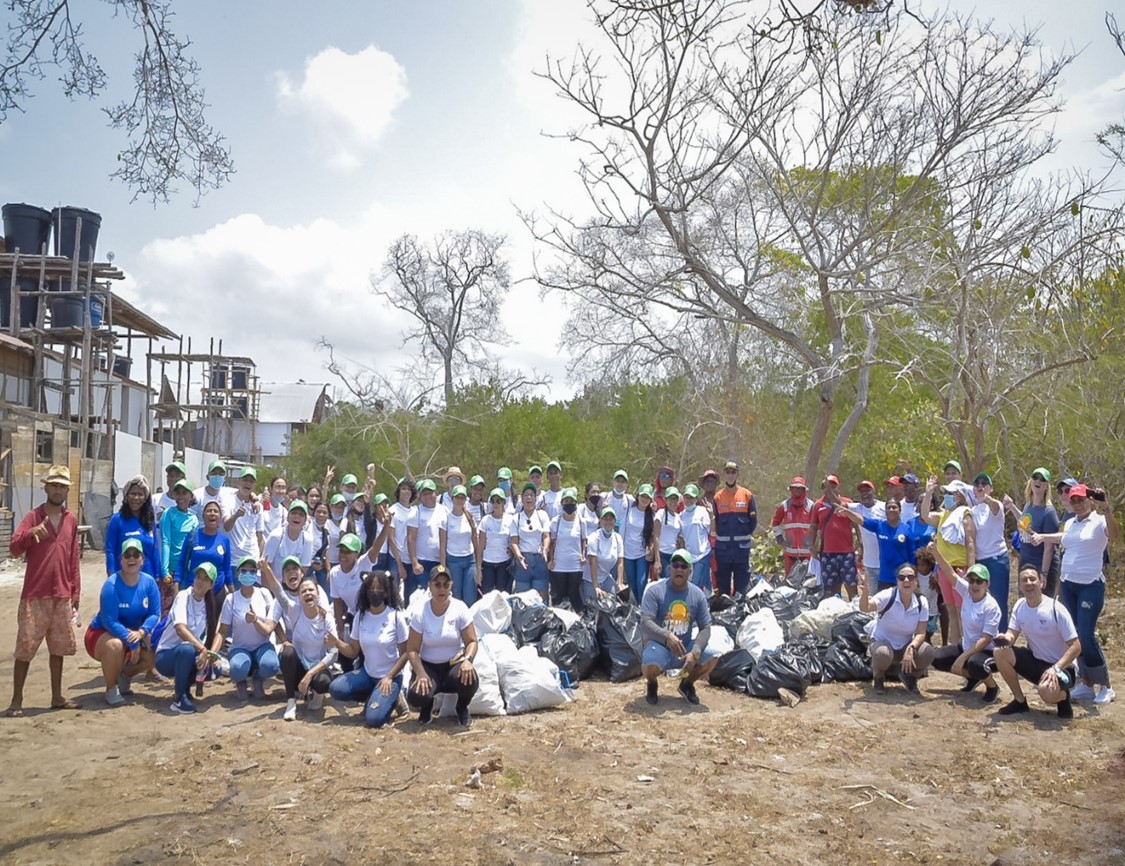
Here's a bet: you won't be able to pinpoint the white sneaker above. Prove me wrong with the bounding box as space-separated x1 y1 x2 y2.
1070 682 1096 701
1094 686 1116 706
307 691 324 711
104 685 125 707
283 698 298 721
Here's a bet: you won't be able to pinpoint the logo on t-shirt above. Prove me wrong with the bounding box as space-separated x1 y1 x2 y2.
664 600 691 637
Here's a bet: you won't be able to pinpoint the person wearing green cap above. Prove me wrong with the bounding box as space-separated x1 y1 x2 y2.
527 465 544 493
586 507 625 603
179 500 233 602
156 460 189 517
224 467 266 568
278 573 344 721
600 469 634 529
329 526 393 672
155 562 219 714
496 467 518 514
679 484 716 591
466 476 489 522
1005 467 1060 595
621 484 657 604
654 487 684 580
261 555 330 637
970 471 1012 631
364 493 396 571
510 482 551 598
160 479 199 605
210 555 280 700
193 459 235 521
479 488 517 593
547 488 587 610
930 561 1003 703
407 480 450 600
325 494 348 568
440 485 481 602
390 479 418 592
263 499 317 579
539 462 565 518
87 538 162 706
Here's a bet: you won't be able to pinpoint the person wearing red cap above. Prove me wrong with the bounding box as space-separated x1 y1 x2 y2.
807 475 861 600
849 480 886 586
771 477 813 577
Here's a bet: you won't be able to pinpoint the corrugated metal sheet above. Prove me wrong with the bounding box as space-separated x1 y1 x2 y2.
257 382 328 423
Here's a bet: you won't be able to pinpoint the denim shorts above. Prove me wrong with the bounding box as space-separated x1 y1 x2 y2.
642 639 719 671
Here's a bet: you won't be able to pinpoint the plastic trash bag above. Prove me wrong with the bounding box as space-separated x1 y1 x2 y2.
708 648 756 692
746 647 813 699
709 592 743 613
468 636 507 716
539 623 596 685
788 596 851 641
551 606 582 630
498 646 571 714
831 611 875 652
785 559 810 589
784 638 829 683
470 590 512 637
736 607 786 661
509 598 562 647
822 640 873 682
590 595 644 683
711 602 750 640
701 624 735 656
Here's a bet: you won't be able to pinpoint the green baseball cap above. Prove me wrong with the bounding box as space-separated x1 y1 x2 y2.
451 484 468 498
636 483 654 498
599 506 616 519
561 486 578 502
281 555 303 571
207 459 226 474
943 460 963 473
240 466 257 479
1031 467 1052 483
341 473 359 487
967 563 991 582
194 562 218 582
546 460 562 473
338 533 362 553
489 487 506 501
372 493 389 505
120 538 144 556
522 481 538 494
417 479 437 492
165 461 188 477
670 548 694 566
171 479 193 494
497 467 512 480
330 494 346 506
236 554 258 570
613 469 628 481
528 465 543 476
288 500 309 515
664 486 681 500
683 483 700 497
469 475 486 487
972 472 992 486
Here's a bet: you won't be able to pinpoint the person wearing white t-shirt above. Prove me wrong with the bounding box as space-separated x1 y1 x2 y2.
586 507 625 602
154 562 218 714
193 459 236 520
224 467 266 564
479 489 516 593
405 568 479 727
407 480 449 599
278 575 343 721
993 564 1082 719
1030 484 1120 704
621 484 657 606
849 481 886 585
330 570 411 728
858 563 935 695
329 525 392 670
440 485 480 604
654 487 684 580
679 484 716 592
155 460 188 518
324 495 347 567
262 500 318 582
260 554 330 634
259 475 289 539
931 563 1003 703
538 461 566 519
970 472 1012 631
209 567 279 701
389 479 417 592
510 483 550 599
600 469 635 530
578 483 603 585
547 488 588 611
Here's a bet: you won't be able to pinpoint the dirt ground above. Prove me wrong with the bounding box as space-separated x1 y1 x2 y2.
0 556 1123 866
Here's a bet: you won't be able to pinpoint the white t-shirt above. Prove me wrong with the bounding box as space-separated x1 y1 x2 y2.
900 501 918 523
654 508 683 555
192 485 236 520
390 502 415 563
600 491 635 526
1060 512 1109 583
549 515 586 572
263 527 317 575
578 504 600 538
287 606 339 670
409 598 473 664
155 491 176 517
226 497 265 561
972 502 1008 559
512 509 550 554
588 529 624 585
220 587 275 650
539 488 564 520
155 588 208 652
329 551 379 616
621 504 649 560
409 504 449 561
916 569 940 615
849 500 886 569
954 576 1001 649
1010 596 1078 663
480 512 515 563
261 500 287 538
268 583 331 632
443 511 476 557
870 588 929 650
351 607 409 679
324 517 345 565
680 505 712 558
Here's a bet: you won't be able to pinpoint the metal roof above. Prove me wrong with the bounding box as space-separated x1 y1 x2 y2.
257 382 329 424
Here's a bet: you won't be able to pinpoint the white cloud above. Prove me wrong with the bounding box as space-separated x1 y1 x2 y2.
276 45 409 170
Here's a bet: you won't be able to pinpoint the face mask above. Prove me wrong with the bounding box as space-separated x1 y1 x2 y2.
943 494 956 509
208 474 224 489
587 497 599 507
271 495 284 506
237 573 257 587
613 483 625 494
562 502 577 515
499 480 511 494
368 591 386 608
342 491 355 503
330 512 344 523
601 527 613 538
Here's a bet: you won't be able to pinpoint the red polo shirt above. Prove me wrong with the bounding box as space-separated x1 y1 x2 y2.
812 496 856 554
9 504 81 603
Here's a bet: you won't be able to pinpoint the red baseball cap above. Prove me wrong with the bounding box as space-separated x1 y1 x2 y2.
700 469 719 481
884 475 902 486
824 474 840 485
789 476 807 488
1067 483 1089 500
856 480 875 491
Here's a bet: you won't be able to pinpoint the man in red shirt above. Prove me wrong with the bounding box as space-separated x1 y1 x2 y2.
806 474 861 600
6 465 82 716
771 477 813 576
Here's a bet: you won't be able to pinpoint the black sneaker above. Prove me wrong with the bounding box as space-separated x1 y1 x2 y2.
1056 698 1074 720
456 706 472 727
873 678 886 695
899 672 920 694
982 685 1000 705
418 705 434 725
999 698 1029 716
960 679 978 693
678 680 700 705
645 680 658 705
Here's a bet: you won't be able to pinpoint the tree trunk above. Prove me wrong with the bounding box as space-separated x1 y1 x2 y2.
826 311 878 473
443 353 454 407
803 382 835 484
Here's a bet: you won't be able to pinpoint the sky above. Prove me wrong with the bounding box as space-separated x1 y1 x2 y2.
1 0 1122 407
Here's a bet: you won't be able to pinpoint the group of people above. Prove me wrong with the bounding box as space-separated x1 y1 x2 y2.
4 456 1117 725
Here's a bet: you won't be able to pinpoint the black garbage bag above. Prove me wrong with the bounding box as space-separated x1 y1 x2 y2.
822 641 873 682
569 620 600 680
709 592 743 613
756 590 805 624
797 587 820 613
746 647 813 699
590 595 645 683
707 648 756 692
785 560 811 590
784 638 829 683
711 603 750 640
539 629 580 684
509 599 562 647
830 611 874 652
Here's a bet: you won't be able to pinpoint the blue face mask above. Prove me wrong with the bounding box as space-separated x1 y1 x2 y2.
943 494 956 509
237 573 258 588
342 491 355 503
601 527 613 538
498 479 511 494
208 474 224 489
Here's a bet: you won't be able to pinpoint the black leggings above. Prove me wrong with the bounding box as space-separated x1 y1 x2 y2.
481 560 512 594
406 659 479 714
279 645 332 699
932 643 994 685
549 570 584 612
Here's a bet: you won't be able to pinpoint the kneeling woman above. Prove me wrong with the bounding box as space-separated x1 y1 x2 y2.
329 570 411 727
154 562 219 714
405 566 479 727
930 561 1003 703
858 562 935 695
210 559 279 699
279 575 341 721
86 538 161 706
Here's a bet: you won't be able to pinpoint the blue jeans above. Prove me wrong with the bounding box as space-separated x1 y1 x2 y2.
446 553 478 603
409 559 440 600
624 557 650 606
514 552 548 594
658 551 673 580
156 644 197 700
329 669 403 728
690 557 712 592
979 554 1011 633
642 639 720 671
1060 579 1108 685
229 642 280 683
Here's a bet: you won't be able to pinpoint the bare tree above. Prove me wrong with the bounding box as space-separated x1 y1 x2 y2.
1 0 233 203
373 230 512 406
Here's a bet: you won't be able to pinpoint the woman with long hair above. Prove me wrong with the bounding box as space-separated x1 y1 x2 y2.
390 478 417 596
154 562 219 714
159 479 198 614
1004 467 1060 596
621 484 656 603
278 575 341 722
918 477 976 647
479 488 516 593
180 500 233 605
440 485 481 603
106 475 164 606
547 487 588 611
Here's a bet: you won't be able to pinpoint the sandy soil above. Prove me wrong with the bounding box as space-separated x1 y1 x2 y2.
0 556 1123 866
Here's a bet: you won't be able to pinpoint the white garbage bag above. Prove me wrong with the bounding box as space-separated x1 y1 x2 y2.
496 645 570 714
788 596 851 641
550 606 581 630
471 590 512 636
736 607 785 660
468 637 506 716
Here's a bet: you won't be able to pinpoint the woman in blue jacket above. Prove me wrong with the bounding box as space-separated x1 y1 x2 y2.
86 538 161 706
105 475 163 588
180 500 233 603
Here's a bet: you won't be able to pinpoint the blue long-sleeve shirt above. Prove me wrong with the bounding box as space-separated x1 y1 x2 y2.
181 528 233 593
160 507 199 583
104 513 162 581
90 571 162 649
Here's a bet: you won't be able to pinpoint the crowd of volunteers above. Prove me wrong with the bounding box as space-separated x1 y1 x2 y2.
5 457 1117 725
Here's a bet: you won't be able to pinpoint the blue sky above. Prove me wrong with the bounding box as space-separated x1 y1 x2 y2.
1 0 1122 402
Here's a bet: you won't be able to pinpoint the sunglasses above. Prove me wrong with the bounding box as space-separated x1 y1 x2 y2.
122 550 143 559
967 577 988 586
897 574 916 582
1031 474 1047 482
670 562 690 569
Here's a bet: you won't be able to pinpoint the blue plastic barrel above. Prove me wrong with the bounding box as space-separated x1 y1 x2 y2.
52 207 102 261
2 203 52 328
